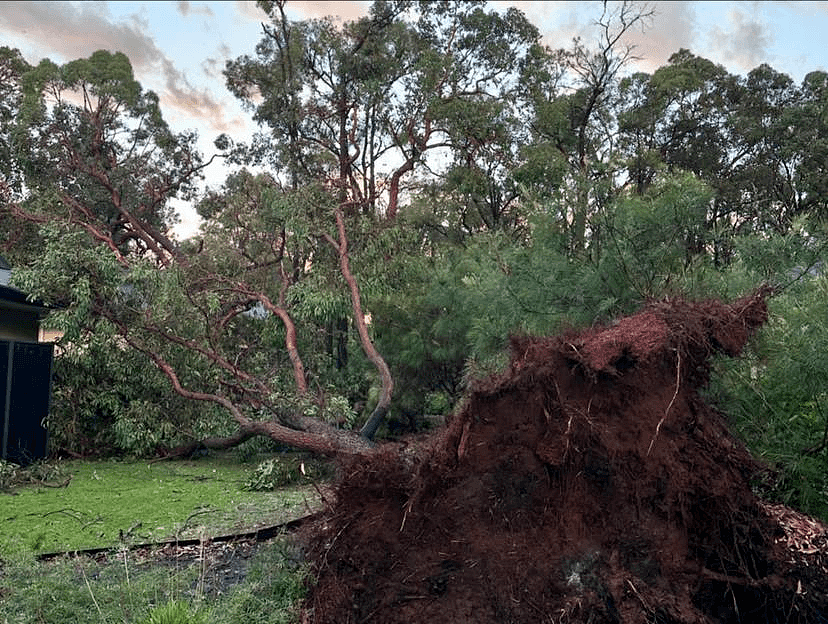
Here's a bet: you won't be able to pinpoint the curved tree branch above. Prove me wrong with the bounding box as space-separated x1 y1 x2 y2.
325 206 394 440
120 328 374 457
231 283 308 395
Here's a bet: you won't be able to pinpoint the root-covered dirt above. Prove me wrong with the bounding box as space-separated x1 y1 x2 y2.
301 290 828 623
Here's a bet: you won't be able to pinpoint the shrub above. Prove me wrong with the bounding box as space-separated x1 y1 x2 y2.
708 276 828 521
243 456 327 491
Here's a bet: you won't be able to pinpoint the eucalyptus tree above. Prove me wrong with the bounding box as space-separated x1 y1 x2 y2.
3 49 385 457
409 2 539 237
8 50 206 266
798 71 828 209
614 49 741 266
731 67 828 234
617 51 828 266
519 0 655 258
0 46 38 257
221 0 541 437
2 50 225 452
0 47 30 191
224 0 539 221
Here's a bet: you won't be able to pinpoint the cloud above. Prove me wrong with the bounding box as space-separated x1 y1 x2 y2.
525 1 686 77
202 56 223 80
233 0 369 24
624 1 698 73
160 57 242 134
502 1 567 29
0 2 244 132
537 3 593 50
0 2 242 136
0 1 164 69
234 0 269 22
177 1 215 18
707 5 773 72
202 43 231 80
529 2 657 56
287 1 369 21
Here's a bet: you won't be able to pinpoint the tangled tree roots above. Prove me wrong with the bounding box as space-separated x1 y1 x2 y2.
301 289 828 623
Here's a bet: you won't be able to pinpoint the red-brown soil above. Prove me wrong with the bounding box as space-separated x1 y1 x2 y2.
301 290 828 623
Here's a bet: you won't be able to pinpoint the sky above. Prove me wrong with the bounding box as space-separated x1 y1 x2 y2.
1 0 827 238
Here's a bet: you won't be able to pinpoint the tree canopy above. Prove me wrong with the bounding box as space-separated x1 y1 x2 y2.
2 1 828 519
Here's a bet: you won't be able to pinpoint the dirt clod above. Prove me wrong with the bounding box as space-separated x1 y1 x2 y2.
302 290 828 623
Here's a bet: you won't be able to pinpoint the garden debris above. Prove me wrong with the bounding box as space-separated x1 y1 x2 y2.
0 459 71 491
762 501 828 568
36 514 313 562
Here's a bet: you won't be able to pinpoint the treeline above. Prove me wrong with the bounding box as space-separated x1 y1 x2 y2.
1 2 827 516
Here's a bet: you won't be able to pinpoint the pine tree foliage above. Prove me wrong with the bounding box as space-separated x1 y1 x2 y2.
710 274 828 519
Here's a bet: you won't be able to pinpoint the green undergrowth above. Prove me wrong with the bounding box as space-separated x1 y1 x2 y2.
0 535 307 624
0 455 324 557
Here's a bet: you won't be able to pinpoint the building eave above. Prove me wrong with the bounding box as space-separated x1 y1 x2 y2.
0 285 52 318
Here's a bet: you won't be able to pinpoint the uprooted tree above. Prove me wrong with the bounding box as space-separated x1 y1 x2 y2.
3 0 828 479
2 49 395 457
301 288 828 623
0 1 554 458
4 8 828 619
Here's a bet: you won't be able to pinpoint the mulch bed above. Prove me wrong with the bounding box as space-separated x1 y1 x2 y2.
301 289 828 623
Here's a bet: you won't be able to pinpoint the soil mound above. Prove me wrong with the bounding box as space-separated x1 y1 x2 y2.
302 290 828 623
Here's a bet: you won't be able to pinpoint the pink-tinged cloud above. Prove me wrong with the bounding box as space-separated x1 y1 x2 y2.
0 1 240 134
286 1 369 21
234 0 368 24
523 1 669 76
538 3 593 50
160 57 243 134
624 1 698 73
0 1 163 68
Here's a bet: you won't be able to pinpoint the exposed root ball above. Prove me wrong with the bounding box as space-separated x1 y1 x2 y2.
302 290 828 623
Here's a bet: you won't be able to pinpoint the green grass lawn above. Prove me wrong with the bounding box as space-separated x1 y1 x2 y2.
0 456 322 557
0 455 321 624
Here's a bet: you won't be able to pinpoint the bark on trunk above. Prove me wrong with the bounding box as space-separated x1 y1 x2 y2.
325 207 395 441
123 330 376 458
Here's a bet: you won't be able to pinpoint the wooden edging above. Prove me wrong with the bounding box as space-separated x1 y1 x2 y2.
36 512 317 562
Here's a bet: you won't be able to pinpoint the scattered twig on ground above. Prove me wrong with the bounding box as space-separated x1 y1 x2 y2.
176 508 217 539
38 508 84 522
